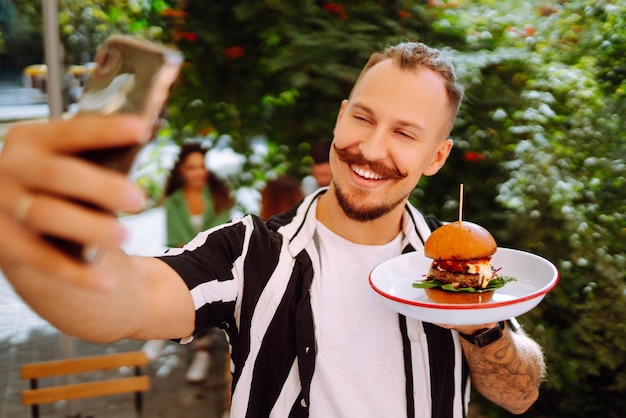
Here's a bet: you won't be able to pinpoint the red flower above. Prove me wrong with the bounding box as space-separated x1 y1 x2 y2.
324 3 348 19
463 151 486 162
397 10 412 19
161 8 187 18
174 31 197 42
223 46 245 60
199 127 216 136
523 26 536 37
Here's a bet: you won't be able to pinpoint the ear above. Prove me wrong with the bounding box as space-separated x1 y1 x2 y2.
424 139 453 176
334 99 349 125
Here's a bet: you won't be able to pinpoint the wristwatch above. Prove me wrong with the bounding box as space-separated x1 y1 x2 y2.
458 320 507 348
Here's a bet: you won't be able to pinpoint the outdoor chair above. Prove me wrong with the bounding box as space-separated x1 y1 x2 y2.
20 350 150 418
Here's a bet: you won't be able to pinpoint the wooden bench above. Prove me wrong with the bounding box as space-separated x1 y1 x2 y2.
21 351 150 418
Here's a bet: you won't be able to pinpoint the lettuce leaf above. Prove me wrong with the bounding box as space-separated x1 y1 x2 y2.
412 276 516 293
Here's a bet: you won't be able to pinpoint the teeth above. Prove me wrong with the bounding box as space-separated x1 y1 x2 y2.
352 165 384 180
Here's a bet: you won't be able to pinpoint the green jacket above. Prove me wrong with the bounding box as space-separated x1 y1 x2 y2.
164 186 231 248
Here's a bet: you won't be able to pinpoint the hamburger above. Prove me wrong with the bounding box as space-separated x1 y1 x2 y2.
413 221 515 304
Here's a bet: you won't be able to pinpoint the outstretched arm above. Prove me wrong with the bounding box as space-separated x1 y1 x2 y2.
457 322 545 414
0 115 195 343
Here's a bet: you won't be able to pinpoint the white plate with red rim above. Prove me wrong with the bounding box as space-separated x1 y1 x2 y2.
369 247 559 325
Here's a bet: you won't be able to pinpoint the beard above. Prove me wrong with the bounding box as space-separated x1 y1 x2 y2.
334 182 408 222
332 145 409 222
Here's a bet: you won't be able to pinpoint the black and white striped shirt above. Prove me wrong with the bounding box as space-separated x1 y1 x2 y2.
159 189 470 417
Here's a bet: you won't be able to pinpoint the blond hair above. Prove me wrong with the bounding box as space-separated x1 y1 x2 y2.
352 42 464 135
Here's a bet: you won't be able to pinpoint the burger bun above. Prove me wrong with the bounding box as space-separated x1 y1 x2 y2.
424 287 495 304
424 221 497 261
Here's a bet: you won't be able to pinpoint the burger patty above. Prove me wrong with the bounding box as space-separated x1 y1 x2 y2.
429 267 486 289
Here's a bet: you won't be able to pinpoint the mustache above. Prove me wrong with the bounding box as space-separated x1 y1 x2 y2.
334 145 408 180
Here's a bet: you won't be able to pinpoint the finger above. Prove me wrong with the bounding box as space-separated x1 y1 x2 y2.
0 211 109 289
1 121 145 215
0 178 30 225
24 193 129 249
11 151 145 214
0 178 129 252
5 114 151 155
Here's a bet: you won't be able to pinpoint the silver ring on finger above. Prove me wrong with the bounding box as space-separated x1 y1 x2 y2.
13 193 35 224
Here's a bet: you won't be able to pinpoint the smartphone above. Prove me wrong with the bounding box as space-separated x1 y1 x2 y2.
76 35 183 172
50 35 183 261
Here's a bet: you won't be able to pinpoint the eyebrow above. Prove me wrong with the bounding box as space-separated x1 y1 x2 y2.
351 102 427 134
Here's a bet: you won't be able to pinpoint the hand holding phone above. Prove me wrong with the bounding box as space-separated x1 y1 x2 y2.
49 35 183 261
76 35 183 172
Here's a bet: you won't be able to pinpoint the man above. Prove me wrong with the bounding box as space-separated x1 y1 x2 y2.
0 42 544 417
301 138 332 195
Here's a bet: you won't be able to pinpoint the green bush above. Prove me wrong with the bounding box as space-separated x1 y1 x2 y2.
163 0 453 164
415 1 626 416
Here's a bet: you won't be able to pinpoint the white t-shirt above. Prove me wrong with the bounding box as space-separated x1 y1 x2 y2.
309 221 428 417
189 213 203 231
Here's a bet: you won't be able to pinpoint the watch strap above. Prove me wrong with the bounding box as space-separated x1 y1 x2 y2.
459 320 506 347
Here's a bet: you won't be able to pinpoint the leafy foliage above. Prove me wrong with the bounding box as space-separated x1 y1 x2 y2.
163 0 453 169
411 1 626 416
10 0 171 66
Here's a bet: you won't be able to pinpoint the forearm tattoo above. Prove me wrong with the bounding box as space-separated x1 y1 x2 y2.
462 329 545 413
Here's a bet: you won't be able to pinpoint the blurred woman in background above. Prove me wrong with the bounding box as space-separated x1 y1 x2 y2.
163 143 234 248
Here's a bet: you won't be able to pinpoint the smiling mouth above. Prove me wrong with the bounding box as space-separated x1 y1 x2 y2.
334 145 408 180
352 165 385 180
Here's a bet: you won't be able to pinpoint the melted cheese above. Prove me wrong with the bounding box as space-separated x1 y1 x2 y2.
467 259 495 288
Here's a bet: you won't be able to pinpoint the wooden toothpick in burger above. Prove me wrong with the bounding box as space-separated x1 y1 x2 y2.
413 184 516 304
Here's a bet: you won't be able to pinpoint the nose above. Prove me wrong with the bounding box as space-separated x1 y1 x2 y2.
359 126 389 162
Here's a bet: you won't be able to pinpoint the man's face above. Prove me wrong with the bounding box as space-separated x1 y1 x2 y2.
329 59 453 222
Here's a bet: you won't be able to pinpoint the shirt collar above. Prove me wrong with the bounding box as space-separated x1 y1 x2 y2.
280 188 432 258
